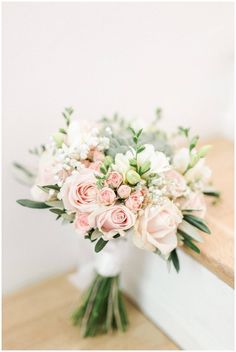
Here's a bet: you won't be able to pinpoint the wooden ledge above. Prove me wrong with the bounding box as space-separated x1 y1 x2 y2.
3 274 179 350
183 138 234 288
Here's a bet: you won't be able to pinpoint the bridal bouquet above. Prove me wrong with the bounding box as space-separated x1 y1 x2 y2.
16 108 219 337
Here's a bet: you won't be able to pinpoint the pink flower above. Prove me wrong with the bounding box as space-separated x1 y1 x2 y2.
106 171 123 188
117 185 131 199
89 205 136 240
59 168 98 212
133 200 183 255
165 169 187 198
89 160 103 172
74 212 91 235
93 150 105 162
99 187 116 205
125 190 144 212
179 191 206 218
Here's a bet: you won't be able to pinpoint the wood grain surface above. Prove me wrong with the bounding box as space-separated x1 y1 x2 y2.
3 274 179 350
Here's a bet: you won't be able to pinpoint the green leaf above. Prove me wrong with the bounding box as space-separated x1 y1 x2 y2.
137 129 143 138
17 199 51 209
170 249 180 273
183 238 200 254
95 238 108 253
178 126 190 138
100 165 107 175
137 145 145 153
189 135 199 151
42 184 60 191
129 158 137 167
183 214 211 234
140 161 151 175
49 208 65 215
203 191 220 198
45 200 64 208
13 162 35 178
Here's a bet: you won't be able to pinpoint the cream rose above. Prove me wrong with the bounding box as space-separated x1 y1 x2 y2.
179 191 207 218
117 185 131 199
133 201 183 255
125 190 144 212
89 205 136 240
165 169 187 198
59 168 98 212
106 171 123 188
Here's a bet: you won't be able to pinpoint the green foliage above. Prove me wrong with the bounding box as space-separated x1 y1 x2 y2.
169 249 180 273
203 190 220 198
17 199 51 209
62 107 74 127
183 214 211 234
95 238 108 252
72 274 128 336
13 162 35 178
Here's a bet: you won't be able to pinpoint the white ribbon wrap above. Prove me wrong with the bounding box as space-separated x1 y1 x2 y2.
69 238 128 290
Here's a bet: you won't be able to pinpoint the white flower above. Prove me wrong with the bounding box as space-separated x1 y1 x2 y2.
136 144 169 175
113 144 170 178
173 148 190 174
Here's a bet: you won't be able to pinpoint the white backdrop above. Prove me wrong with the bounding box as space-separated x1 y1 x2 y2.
2 2 234 293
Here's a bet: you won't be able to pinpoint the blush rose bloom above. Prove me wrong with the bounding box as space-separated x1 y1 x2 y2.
133 201 183 255
99 187 116 205
179 191 207 218
89 205 136 240
125 190 144 212
165 169 187 198
59 168 98 212
74 212 91 235
106 171 123 188
117 185 131 199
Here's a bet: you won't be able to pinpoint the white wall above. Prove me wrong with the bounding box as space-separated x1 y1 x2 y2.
2 2 234 293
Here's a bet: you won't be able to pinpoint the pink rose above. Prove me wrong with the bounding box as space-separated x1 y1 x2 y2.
89 160 103 172
125 190 144 212
179 191 206 218
117 185 131 199
59 168 98 212
74 212 91 235
89 205 136 240
99 187 116 205
165 169 187 198
106 171 123 188
133 201 183 255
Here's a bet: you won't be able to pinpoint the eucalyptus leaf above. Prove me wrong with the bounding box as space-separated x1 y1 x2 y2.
170 249 180 273
17 199 51 209
183 214 211 234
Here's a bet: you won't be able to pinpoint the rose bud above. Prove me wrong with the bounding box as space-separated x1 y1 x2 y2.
117 185 131 199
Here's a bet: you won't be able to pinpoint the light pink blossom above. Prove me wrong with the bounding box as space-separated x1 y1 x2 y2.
125 190 144 212
74 212 91 235
59 168 98 212
117 185 131 199
99 187 116 205
106 171 123 188
165 169 187 198
133 201 183 255
89 205 136 239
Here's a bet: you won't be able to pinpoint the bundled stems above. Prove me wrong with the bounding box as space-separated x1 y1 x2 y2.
72 273 128 337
